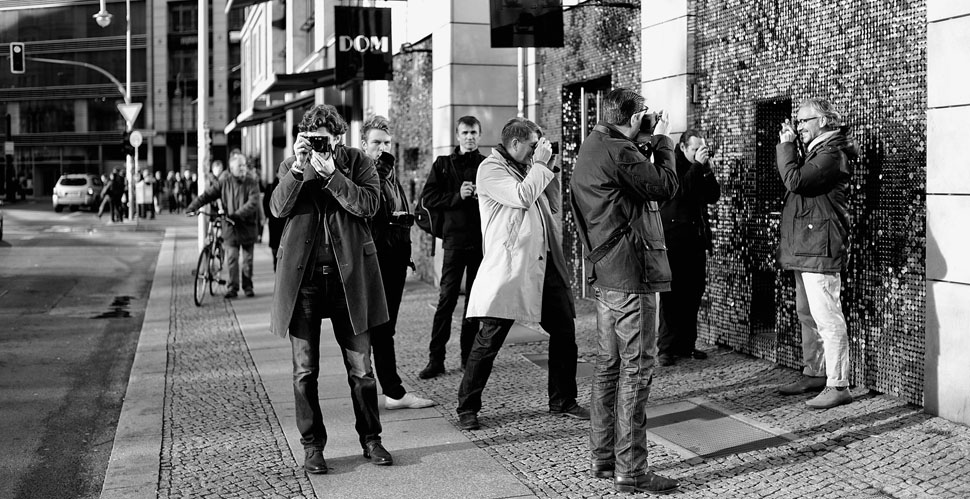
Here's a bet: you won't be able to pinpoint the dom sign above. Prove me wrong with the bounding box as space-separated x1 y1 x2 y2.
334 6 392 83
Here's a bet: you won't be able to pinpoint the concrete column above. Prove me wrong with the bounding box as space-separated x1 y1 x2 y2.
431 0 517 157
924 0 970 425
640 0 690 137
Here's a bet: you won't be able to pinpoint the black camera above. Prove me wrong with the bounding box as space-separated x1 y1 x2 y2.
640 113 659 134
551 141 559 155
305 135 333 154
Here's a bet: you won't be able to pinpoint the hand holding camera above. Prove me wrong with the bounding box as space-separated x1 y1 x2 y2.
779 120 797 143
533 137 554 167
460 181 476 200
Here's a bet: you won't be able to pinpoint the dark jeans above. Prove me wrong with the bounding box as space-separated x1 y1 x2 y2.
590 289 659 477
289 272 382 450
428 247 482 364
658 244 707 356
225 242 254 293
457 267 578 415
371 249 410 400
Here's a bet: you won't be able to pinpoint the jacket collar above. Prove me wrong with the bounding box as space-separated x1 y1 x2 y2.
451 145 481 158
808 130 839 153
594 121 634 143
493 144 530 175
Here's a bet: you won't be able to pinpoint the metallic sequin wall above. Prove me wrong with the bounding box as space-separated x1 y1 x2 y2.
692 1 927 404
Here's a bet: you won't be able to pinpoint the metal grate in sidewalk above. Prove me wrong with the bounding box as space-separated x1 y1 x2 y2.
644 397 796 461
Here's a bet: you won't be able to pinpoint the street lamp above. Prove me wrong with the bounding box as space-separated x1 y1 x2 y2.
93 0 135 221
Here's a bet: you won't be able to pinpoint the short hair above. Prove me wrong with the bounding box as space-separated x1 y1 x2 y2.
799 98 842 128
298 104 349 135
228 152 247 169
500 117 542 148
679 129 706 147
362 115 391 141
456 115 482 132
602 88 645 127
211 160 224 171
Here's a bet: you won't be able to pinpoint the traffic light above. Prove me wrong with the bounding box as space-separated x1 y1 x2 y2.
122 131 135 156
9 43 25 74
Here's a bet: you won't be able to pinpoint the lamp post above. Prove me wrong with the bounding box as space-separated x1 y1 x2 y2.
174 72 188 167
93 0 135 221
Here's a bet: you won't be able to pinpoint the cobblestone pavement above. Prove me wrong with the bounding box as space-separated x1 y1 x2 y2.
157 232 314 499
390 281 970 498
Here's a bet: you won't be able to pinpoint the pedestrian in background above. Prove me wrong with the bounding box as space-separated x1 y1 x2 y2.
261 171 284 270
456 117 588 431
774 98 856 410
165 171 179 213
269 104 393 474
570 88 680 494
657 129 721 367
361 115 436 411
418 116 487 379
186 153 260 298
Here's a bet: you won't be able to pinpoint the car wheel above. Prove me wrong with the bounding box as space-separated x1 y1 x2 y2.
54 205 64 213
69 205 79 212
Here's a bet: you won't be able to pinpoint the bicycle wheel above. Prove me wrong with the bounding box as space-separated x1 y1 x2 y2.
208 242 224 296
194 247 210 307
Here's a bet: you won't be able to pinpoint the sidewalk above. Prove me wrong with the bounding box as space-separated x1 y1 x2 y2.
101 222 970 498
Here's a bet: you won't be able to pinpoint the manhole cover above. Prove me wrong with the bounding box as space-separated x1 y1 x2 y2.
644 398 795 461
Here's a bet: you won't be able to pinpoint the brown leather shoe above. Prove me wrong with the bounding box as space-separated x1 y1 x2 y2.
591 462 614 479
363 441 393 466
303 449 328 474
615 471 679 494
777 376 826 395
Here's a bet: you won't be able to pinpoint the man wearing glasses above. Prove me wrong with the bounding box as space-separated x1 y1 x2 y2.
775 98 857 410
455 117 589 432
570 88 679 494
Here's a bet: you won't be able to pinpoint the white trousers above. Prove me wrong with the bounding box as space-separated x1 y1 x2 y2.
794 271 850 387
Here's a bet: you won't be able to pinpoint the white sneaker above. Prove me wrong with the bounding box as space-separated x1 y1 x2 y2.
385 393 436 410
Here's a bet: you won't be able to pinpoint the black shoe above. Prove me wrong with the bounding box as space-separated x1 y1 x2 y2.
459 412 480 430
549 403 590 420
615 471 679 494
658 354 676 367
419 361 445 379
244 289 255 298
224 290 238 299
677 349 708 360
363 441 393 466
303 449 328 474
591 462 615 479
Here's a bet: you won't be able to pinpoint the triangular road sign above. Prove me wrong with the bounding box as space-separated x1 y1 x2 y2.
117 102 143 126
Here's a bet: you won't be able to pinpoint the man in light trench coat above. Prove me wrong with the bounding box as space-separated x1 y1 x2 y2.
455 117 589 431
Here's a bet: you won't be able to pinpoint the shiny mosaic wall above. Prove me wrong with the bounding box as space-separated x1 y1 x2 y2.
692 1 927 404
536 1 642 297
388 38 435 283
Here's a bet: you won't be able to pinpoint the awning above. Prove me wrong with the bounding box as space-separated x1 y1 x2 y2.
261 68 337 95
225 0 270 13
224 94 314 134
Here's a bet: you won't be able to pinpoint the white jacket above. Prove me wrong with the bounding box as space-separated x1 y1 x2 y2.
466 149 571 322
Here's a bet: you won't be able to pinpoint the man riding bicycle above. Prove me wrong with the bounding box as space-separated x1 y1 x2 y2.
187 152 261 298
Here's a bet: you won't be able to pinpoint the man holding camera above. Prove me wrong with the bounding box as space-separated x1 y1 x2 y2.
360 115 436 411
418 116 487 379
269 104 393 474
456 117 588 431
570 88 680 494
657 129 721 367
186 152 260 298
775 98 856 410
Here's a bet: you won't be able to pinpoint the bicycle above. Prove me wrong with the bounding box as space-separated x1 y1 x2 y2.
188 210 234 306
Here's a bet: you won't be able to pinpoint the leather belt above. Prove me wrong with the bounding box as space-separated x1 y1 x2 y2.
314 264 338 275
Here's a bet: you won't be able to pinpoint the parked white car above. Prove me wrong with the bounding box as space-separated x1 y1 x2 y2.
52 174 103 212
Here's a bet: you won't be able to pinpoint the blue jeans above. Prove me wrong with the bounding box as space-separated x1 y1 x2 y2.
224 242 253 293
289 272 381 451
590 289 659 478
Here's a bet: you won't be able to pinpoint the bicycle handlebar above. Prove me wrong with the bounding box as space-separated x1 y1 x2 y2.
187 210 235 225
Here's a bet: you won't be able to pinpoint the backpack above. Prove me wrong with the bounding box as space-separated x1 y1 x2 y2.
414 157 456 240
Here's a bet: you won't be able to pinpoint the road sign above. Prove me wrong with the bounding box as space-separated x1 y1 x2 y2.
129 130 143 148
117 102 142 127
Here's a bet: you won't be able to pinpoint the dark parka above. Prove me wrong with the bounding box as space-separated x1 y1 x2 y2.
570 123 680 293
269 146 389 338
186 173 260 246
776 130 856 273
420 147 487 249
660 147 721 250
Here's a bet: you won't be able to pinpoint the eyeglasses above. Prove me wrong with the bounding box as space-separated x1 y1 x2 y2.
794 116 821 126
528 140 540 151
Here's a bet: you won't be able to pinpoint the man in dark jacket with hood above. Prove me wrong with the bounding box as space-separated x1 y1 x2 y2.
657 129 721 366
570 88 680 495
186 152 260 298
775 97 856 410
269 104 392 474
418 116 487 379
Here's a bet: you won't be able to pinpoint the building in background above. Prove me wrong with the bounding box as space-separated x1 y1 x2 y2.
0 0 241 198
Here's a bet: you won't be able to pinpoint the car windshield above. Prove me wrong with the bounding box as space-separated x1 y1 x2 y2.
58 178 88 186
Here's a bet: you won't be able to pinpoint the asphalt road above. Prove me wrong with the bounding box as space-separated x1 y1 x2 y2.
0 201 165 499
